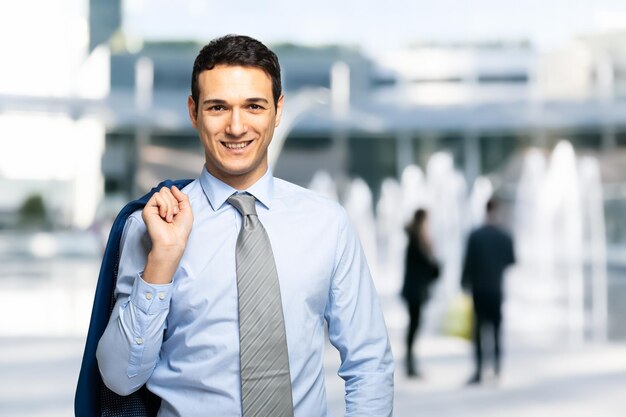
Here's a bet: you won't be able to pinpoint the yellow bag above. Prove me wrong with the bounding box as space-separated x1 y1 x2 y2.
442 294 474 340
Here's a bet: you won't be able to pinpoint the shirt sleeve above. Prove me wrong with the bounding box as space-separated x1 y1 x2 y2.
324 208 395 416
96 214 173 396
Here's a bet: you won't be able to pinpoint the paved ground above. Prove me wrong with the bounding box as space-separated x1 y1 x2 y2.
324 326 626 417
2 241 626 416
1 325 625 417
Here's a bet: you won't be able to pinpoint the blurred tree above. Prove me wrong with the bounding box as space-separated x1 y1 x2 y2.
18 193 50 229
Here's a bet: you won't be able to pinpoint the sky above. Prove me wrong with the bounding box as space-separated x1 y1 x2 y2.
2 0 626 97
122 0 626 53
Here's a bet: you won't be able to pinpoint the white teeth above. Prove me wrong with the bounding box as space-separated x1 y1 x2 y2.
223 141 251 149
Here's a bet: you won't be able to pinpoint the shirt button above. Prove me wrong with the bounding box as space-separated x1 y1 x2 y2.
158 292 165 300
145 292 153 300
135 337 144 345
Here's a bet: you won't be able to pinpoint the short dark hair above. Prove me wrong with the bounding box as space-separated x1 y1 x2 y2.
191 35 282 111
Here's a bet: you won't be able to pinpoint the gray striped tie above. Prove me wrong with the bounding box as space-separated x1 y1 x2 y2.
228 193 294 417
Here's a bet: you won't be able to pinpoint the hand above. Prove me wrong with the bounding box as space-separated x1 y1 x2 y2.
142 186 194 284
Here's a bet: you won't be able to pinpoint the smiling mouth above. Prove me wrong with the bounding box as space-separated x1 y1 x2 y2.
222 140 252 150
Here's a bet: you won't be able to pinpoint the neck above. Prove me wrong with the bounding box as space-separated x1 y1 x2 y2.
205 164 268 190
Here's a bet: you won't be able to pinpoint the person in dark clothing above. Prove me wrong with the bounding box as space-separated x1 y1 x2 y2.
401 209 440 377
462 198 515 384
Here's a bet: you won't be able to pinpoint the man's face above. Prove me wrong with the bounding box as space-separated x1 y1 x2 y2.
188 65 283 190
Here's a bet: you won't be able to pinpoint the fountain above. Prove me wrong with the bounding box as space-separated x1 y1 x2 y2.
579 157 608 342
375 178 405 294
509 141 591 345
308 139 607 345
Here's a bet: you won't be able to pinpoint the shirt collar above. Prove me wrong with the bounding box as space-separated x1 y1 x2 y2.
199 166 274 211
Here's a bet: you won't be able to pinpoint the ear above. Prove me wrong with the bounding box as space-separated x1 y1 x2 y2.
274 95 285 128
187 95 198 128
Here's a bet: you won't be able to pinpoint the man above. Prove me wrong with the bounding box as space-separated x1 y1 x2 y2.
462 198 515 384
96 35 394 416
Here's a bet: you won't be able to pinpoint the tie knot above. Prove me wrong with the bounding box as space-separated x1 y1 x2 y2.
228 193 257 217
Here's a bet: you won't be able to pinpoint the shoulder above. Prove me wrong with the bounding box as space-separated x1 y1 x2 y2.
271 177 352 242
179 178 204 209
487 224 512 239
468 227 481 239
272 177 347 219
467 227 486 246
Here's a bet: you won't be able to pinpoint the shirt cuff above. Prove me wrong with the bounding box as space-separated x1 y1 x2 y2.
129 272 173 315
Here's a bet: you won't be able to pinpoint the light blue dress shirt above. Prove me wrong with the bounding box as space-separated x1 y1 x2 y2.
96 167 394 417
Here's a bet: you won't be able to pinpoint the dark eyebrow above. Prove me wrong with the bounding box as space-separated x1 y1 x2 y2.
245 98 270 104
201 98 269 106
202 99 227 106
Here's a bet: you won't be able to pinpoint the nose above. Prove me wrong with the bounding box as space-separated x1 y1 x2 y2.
225 108 248 137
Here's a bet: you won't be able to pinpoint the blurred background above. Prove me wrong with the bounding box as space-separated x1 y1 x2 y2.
1 0 626 416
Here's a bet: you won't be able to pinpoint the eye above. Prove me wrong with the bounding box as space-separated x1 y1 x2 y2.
248 103 265 111
208 105 226 112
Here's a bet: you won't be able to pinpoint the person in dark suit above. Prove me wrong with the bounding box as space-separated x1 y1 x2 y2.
462 198 515 384
401 209 440 377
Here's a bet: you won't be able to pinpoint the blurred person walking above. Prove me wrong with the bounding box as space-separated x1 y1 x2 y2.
401 209 440 377
462 198 515 384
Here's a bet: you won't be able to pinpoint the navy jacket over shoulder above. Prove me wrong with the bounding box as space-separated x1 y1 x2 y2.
75 179 193 417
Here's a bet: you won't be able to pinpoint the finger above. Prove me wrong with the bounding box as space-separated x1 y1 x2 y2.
154 194 168 219
168 187 181 214
159 188 176 222
142 194 161 223
171 186 190 204
161 187 182 222
146 193 159 210
170 186 183 214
